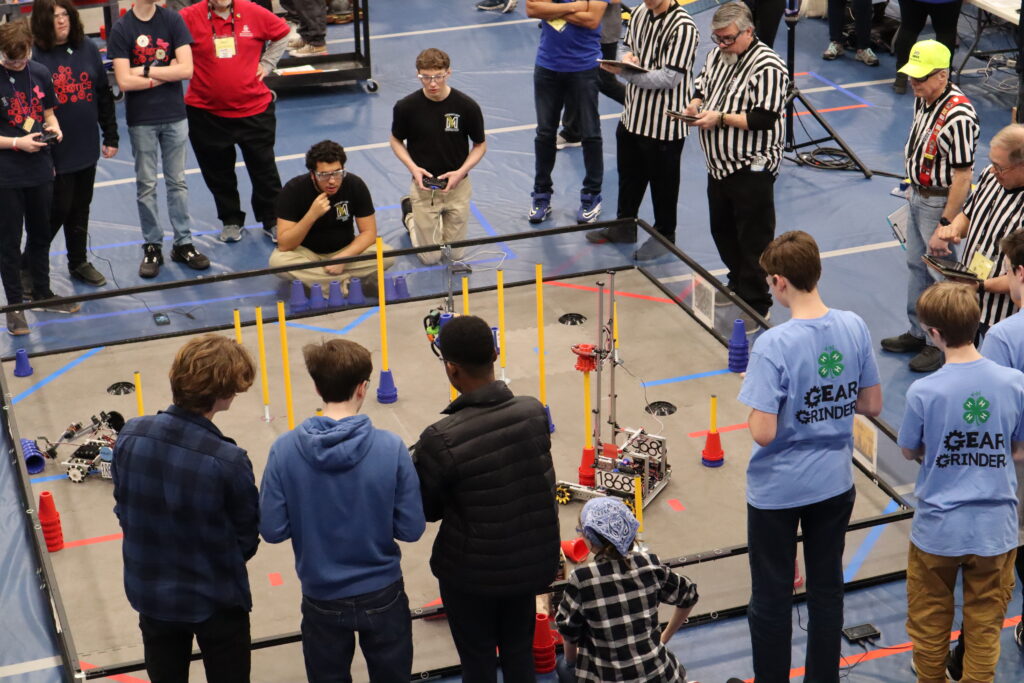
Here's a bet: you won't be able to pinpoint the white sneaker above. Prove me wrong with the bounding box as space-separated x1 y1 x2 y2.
556 133 581 150
286 35 305 49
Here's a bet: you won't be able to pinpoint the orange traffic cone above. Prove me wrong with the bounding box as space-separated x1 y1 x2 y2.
578 446 596 486
561 538 589 563
532 613 557 673
38 491 63 552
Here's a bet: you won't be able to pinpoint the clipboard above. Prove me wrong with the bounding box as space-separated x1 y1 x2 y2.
666 110 700 123
922 254 982 283
597 59 650 73
886 203 908 250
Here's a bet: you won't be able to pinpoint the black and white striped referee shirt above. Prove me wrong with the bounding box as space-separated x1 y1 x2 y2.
621 2 699 141
961 166 1023 327
692 39 789 179
904 84 979 188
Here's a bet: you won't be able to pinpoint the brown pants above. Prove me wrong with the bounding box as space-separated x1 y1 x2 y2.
268 242 394 289
905 543 1017 683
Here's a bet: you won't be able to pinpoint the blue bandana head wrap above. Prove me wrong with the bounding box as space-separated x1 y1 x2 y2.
580 497 639 556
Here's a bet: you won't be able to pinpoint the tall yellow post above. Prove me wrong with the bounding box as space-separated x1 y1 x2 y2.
582 371 593 450
232 308 242 344
710 394 718 433
133 371 144 417
634 475 644 534
536 264 547 406
497 269 507 381
376 237 398 403
462 276 470 315
613 301 620 350
255 307 271 422
277 301 295 430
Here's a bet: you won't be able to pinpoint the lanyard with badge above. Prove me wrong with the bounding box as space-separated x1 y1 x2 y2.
209 2 237 59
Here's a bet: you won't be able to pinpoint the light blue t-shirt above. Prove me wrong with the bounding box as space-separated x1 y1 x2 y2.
536 2 604 73
981 310 1024 371
738 309 880 509
898 358 1024 557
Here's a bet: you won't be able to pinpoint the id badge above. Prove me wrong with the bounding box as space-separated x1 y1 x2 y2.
967 250 995 280
546 18 567 32
22 116 36 132
214 36 236 59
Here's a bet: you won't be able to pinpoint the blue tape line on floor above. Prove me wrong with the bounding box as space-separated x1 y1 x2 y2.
470 201 516 259
12 347 105 405
27 291 277 329
285 308 379 335
807 71 874 108
642 368 731 387
843 499 900 582
30 474 68 484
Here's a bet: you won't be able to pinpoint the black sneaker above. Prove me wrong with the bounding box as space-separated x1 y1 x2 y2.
909 345 944 373
946 637 964 681
893 73 908 94
400 195 413 228
70 262 106 286
139 244 163 278
880 332 926 353
1014 621 1023 649
170 243 211 270
586 225 636 244
33 293 81 314
634 236 672 261
263 223 278 243
6 310 29 336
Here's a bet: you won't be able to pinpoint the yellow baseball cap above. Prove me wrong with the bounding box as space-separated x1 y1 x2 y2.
898 40 951 78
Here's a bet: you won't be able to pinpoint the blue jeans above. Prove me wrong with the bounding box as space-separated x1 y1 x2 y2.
904 189 953 342
747 487 856 683
534 65 602 196
300 579 413 683
128 119 193 247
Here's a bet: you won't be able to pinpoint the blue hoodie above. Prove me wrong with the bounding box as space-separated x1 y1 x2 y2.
259 414 425 600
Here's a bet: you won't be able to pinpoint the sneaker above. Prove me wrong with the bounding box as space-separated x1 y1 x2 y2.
1014 621 1023 649
219 224 243 243
6 310 29 336
909 345 944 372
476 0 517 11
585 225 637 244
286 35 305 49
634 236 671 261
70 262 106 286
400 195 420 247
715 288 736 306
946 637 964 681
880 332 926 353
893 73 908 94
855 47 880 67
556 132 582 150
263 223 278 243
290 42 327 58
577 193 602 224
34 294 81 314
529 193 552 224
822 41 843 60
139 243 163 279
170 243 211 270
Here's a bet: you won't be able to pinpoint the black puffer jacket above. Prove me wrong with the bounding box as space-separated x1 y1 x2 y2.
414 381 561 596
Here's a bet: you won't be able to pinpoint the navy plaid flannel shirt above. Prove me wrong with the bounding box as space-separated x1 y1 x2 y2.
112 405 259 623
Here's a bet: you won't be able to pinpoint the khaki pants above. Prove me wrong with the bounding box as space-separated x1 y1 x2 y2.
406 177 472 265
906 543 1017 683
268 242 394 290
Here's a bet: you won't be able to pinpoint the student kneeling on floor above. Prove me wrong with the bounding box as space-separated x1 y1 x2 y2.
270 140 394 297
898 281 1024 683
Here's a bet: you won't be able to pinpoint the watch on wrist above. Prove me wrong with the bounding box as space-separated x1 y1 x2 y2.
939 217 951 227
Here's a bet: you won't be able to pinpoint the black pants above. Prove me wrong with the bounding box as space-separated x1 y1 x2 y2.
280 0 326 43
48 165 96 270
707 168 776 315
616 122 684 242
562 42 626 141
139 608 251 683
744 0 786 49
894 0 962 69
438 582 536 683
186 103 282 229
829 0 873 48
748 487 856 683
0 183 53 304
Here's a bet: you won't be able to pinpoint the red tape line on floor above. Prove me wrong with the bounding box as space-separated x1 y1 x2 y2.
667 499 685 511
80 661 149 682
688 423 748 438
62 532 123 549
546 280 676 304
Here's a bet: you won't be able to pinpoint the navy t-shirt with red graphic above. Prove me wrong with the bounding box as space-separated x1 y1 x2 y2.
107 6 192 127
33 39 108 174
0 61 57 188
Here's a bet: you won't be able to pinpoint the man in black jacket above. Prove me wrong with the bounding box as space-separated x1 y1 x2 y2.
414 315 561 682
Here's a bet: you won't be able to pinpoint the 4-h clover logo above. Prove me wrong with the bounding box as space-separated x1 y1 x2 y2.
962 394 990 424
817 347 844 379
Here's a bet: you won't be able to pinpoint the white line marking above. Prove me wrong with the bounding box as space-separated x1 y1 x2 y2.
0 656 61 678
325 18 538 46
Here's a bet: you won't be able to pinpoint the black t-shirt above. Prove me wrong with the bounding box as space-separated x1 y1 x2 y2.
276 172 374 254
0 61 56 188
107 6 191 126
391 87 485 178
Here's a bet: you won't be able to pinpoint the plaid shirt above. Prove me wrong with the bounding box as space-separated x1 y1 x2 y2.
112 405 259 623
556 551 698 682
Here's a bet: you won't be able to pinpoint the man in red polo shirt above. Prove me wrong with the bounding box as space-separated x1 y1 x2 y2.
180 0 289 243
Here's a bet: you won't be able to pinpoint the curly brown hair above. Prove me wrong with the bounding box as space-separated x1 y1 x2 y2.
169 335 255 414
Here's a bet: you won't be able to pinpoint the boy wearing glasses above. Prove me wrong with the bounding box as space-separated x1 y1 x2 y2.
390 48 485 265
270 139 392 294
880 40 978 374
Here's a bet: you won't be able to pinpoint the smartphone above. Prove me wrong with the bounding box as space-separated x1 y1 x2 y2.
153 313 170 326
666 110 699 123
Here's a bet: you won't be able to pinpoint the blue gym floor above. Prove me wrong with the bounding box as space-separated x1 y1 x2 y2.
3 1 1024 680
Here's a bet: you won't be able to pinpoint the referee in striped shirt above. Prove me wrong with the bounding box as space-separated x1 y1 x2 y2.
880 40 979 374
934 124 1024 341
684 1 788 323
585 0 699 260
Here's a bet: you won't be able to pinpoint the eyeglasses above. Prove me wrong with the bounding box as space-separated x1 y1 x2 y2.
417 73 448 84
909 70 942 84
314 169 344 181
711 31 741 46
991 160 1021 175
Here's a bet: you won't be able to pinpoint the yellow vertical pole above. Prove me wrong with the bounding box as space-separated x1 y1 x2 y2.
462 276 470 315
255 307 271 422
497 269 507 376
232 308 242 344
376 237 389 372
710 394 718 433
583 371 593 450
133 371 144 417
277 301 295 430
613 301 620 350
634 475 644 533
536 264 547 406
